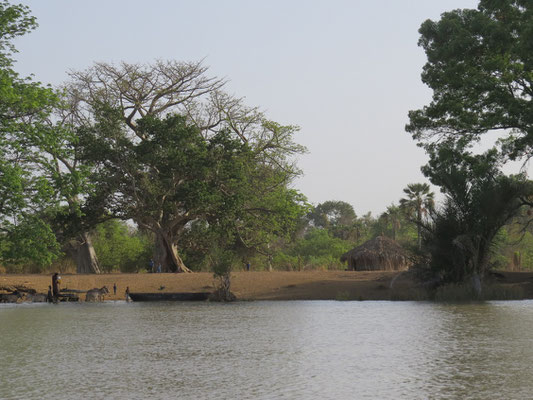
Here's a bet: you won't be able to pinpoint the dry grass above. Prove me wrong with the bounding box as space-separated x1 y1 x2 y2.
1 270 533 301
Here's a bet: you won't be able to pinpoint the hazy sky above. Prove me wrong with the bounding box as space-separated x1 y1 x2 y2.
14 0 484 216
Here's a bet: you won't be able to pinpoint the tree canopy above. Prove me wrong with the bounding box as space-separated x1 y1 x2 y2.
0 1 61 268
407 0 533 162
80 111 257 272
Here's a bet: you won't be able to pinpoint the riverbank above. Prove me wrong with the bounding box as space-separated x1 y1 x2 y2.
2 270 533 301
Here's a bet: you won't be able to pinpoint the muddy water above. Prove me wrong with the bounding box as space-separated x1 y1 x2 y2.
1 301 533 399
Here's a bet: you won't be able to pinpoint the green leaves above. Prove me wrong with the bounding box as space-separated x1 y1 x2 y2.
420 140 533 281
0 2 64 269
92 220 152 272
1 215 62 268
0 1 36 66
408 1 533 160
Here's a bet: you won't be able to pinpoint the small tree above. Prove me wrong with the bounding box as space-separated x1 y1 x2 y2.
210 249 237 302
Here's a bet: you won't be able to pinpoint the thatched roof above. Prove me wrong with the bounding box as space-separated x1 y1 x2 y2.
340 236 411 271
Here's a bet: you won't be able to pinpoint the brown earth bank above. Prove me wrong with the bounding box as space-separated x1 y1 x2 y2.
2 270 533 301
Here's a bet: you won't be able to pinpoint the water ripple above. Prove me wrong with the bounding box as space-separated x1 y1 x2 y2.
2 301 533 399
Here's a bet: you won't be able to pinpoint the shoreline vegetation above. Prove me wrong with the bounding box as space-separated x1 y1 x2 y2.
1 2 532 295
2 270 533 302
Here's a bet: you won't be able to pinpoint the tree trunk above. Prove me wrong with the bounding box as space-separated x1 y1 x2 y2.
75 232 101 274
417 213 422 250
154 231 191 273
266 242 272 272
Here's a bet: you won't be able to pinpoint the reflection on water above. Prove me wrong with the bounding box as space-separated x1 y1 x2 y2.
1 301 533 399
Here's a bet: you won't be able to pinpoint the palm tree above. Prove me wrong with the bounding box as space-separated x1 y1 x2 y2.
400 183 434 250
380 204 403 241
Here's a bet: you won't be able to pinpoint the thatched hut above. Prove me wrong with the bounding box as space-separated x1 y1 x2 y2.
340 236 411 271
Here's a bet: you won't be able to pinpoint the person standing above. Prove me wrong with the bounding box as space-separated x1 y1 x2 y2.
125 286 130 302
51 272 61 301
113 283 117 295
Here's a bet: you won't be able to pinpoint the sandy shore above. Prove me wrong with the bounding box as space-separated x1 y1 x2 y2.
2 270 533 301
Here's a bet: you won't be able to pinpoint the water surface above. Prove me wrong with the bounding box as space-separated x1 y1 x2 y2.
1 301 533 399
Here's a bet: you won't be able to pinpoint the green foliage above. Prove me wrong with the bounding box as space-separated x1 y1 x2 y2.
179 221 221 271
422 146 533 282
0 1 36 63
272 252 300 271
491 217 533 270
0 215 62 269
92 220 152 272
0 1 56 127
235 181 310 259
520 232 533 269
0 1 62 270
407 0 533 161
273 228 352 270
80 112 265 271
305 201 371 243
210 247 237 278
407 1 533 283
376 206 419 249
65 61 308 272
307 200 357 229
400 183 435 250
209 247 238 301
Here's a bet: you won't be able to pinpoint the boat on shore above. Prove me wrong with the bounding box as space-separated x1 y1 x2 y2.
128 292 210 302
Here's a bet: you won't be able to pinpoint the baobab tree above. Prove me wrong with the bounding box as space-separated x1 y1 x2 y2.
65 60 306 272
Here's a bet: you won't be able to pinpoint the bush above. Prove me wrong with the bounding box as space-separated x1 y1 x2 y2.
272 228 351 270
92 220 153 272
0 215 62 272
209 248 237 301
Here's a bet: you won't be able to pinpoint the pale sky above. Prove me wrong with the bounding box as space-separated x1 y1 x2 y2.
14 0 485 216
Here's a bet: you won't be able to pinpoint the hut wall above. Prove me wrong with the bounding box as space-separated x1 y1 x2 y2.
352 256 409 271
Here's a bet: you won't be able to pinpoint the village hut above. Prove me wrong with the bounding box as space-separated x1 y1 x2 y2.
340 236 411 271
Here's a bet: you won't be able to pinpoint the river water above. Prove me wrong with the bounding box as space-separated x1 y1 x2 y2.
1 300 533 399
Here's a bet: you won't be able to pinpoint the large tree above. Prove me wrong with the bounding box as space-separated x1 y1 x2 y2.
81 112 260 272
306 200 360 241
0 1 61 268
64 61 305 179
407 0 533 162
307 200 357 229
20 113 106 273
65 60 306 271
407 0 533 285
0 1 102 273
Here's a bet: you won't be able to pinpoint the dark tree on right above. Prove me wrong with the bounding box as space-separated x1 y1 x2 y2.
407 0 533 287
